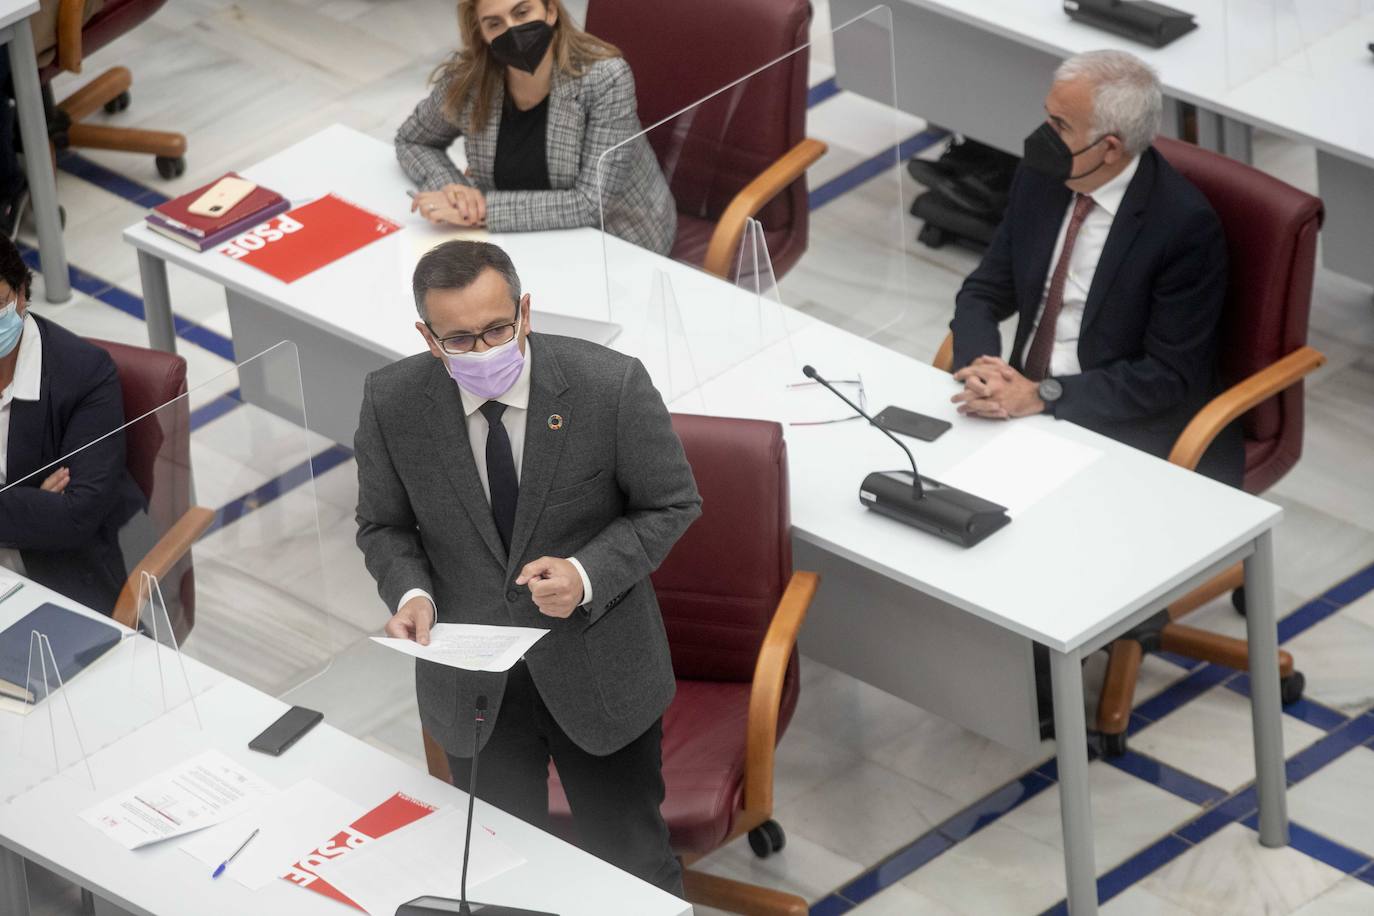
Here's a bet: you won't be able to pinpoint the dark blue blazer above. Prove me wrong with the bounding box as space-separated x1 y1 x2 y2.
951 146 1243 485
0 315 144 614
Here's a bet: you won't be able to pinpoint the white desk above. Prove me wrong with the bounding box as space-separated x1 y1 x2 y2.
0 577 693 916
122 125 1288 915
1 0 70 302
832 0 1374 287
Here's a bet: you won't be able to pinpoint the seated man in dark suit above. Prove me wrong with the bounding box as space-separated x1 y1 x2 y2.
0 236 143 614
949 49 1241 486
949 50 1242 737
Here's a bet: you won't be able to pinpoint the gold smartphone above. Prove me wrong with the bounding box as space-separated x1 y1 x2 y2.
188 176 257 218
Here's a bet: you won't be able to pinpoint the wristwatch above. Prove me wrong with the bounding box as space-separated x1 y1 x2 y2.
1037 377 1063 414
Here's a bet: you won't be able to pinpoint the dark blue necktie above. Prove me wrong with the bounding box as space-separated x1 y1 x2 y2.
479 401 518 553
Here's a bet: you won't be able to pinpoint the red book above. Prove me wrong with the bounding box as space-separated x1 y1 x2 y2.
218 194 401 283
148 173 285 239
281 791 437 910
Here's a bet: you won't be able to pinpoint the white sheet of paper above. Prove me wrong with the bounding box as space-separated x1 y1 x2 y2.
939 425 1103 517
310 805 525 916
179 778 365 889
371 623 548 672
79 749 276 850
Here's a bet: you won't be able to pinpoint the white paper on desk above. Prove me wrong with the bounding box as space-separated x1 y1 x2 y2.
310 805 525 916
371 623 548 672
179 778 364 889
79 749 276 850
939 425 1103 517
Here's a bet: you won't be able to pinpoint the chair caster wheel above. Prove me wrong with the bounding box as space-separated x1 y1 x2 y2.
104 91 131 114
1100 731 1128 758
917 223 947 249
747 820 785 859
1231 587 1246 616
156 156 186 179
1282 671 1305 705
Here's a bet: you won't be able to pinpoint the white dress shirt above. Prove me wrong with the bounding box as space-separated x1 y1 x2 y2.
1020 154 1141 378
0 312 43 574
398 344 594 623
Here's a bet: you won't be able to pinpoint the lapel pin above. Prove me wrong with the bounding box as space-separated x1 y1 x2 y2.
547 414 564 431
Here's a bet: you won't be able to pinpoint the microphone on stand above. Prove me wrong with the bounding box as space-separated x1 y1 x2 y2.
396 696 556 916
801 365 1011 547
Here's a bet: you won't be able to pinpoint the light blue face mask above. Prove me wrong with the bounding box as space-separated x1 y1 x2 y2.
0 300 20 359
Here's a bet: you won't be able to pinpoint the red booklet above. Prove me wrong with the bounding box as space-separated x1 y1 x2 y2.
281 791 437 910
218 193 401 283
149 173 285 239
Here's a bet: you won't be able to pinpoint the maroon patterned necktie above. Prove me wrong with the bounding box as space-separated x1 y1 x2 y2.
1024 193 1095 381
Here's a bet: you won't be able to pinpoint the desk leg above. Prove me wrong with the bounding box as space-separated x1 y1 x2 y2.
8 23 70 303
1245 529 1289 847
137 249 177 353
1051 648 1098 915
0 846 30 916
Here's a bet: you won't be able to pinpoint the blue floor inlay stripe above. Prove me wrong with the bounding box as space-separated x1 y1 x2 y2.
837 831 952 905
188 388 243 431
57 150 170 208
1247 817 1374 875
1285 714 1374 784
1321 560 1374 607
938 769 1056 842
204 444 352 536
1106 751 1227 807
1223 674 1349 732
807 76 841 108
808 894 854 916
1175 786 1258 845
1129 663 1233 727
808 128 947 210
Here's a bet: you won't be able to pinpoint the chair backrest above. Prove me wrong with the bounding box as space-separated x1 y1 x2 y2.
86 338 195 631
652 414 792 684
586 0 811 233
36 0 165 79
1154 137 1324 493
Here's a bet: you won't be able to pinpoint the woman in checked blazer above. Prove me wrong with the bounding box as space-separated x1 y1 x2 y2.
397 0 675 255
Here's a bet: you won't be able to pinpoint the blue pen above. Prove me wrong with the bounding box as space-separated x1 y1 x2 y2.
211 827 259 880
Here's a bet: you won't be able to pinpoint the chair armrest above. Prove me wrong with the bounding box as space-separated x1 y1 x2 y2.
57 0 86 74
1167 345 1326 472
742 570 818 816
112 506 215 629
701 139 828 279
933 331 954 373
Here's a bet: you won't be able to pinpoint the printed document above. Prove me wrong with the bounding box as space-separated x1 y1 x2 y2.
180 778 364 889
80 749 276 849
940 425 1103 517
371 623 547 672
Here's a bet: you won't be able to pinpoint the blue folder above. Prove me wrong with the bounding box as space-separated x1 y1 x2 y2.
0 603 122 704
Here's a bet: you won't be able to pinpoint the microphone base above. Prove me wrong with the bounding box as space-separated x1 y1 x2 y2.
396 898 558 916
859 471 1011 547
1064 0 1197 49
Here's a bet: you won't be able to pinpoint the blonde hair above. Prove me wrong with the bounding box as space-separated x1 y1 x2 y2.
435 0 621 133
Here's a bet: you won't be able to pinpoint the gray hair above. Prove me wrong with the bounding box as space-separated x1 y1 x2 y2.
1054 50 1162 156
411 240 522 322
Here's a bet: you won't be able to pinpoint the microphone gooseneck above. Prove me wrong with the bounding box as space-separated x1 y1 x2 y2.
802 365 924 497
458 695 488 916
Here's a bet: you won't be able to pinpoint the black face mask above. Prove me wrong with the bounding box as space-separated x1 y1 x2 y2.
489 20 555 74
1022 122 1111 183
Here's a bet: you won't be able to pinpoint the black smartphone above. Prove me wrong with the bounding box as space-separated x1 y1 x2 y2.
873 405 952 442
248 705 323 756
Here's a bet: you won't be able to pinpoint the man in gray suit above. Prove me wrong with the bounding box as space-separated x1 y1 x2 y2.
355 240 700 895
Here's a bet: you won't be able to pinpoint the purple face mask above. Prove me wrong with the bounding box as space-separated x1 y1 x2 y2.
440 316 526 400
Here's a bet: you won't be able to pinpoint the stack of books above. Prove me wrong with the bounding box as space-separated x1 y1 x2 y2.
146 173 289 252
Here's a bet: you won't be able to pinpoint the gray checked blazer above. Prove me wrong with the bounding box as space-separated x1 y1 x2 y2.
354 333 701 757
395 57 677 256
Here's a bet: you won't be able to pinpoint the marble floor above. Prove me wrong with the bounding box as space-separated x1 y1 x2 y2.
15 1 1374 914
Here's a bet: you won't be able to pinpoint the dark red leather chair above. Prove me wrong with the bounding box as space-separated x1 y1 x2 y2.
88 339 211 641
421 415 817 916
35 0 187 177
586 0 826 280
1090 138 1326 753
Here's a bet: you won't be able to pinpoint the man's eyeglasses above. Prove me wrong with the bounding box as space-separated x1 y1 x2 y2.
786 376 867 426
427 312 521 355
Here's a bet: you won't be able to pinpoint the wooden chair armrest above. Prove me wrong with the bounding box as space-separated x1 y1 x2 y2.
933 331 954 373
57 0 86 74
112 506 215 629
701 138 828 279
742 570 818 816
1167 345 1325 471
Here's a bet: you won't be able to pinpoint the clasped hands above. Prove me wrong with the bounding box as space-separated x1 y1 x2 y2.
386 556 584 646
410 182 487 228
950 356 1045 420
